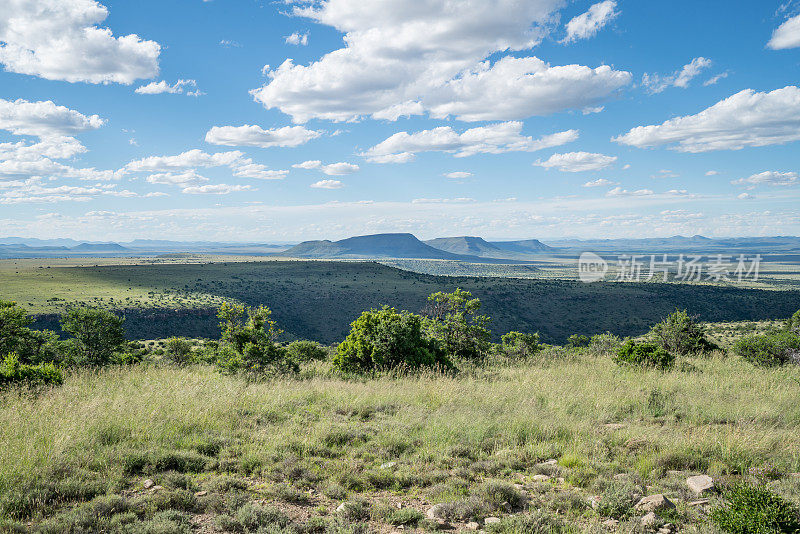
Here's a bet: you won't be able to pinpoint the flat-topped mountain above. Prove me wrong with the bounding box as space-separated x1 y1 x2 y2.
282 233 469 260
488 239 555 254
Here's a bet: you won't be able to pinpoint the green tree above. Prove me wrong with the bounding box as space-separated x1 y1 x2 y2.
0 300 61 364
334 306 448 373
423 289 491 361
60 308 126 366
649 309 717 355
786 309 800 334
498 331 542 360
285 340 329 363
216 302 296 375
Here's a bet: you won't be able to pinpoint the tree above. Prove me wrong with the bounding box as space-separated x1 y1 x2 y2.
786 309 800 334
60 308 126 366
498 331 542 360
423 289 491 361
215 302 296 375
649 309 717 355
1 300 61 364
334 306 448 373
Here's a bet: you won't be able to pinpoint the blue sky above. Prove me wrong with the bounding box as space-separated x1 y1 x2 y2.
1 0 799 242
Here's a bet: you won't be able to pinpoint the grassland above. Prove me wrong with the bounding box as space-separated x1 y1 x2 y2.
1 348 799 532
3 258 800 344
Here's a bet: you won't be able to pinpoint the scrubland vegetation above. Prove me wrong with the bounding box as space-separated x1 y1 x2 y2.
2 285 800 533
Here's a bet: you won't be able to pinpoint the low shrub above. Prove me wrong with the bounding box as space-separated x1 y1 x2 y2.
649 309 718 355
587 332 623 355
286 340 330 363
497 331 542 360
710 483 800 534
733 331 800 367
613 340 675 370
0 353 64 389
163 337 193 365
566 334 590 348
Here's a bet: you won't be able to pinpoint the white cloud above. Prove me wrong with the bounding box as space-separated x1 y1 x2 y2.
126 149 287 182
231 164 288 180
146 170 209 187
182 184 254 195
250 0 631 123
613 86 800 152
135 79 198 95
284 32 308 46
310 179 343 189
582 178 618 187
703 72 728 86
0 179 135 204
0 98 104 137
144 191 169 198
705 170 720 176
642 57 712 93
205 125 321 148
291 160 359 175
737 193 753 200
444 171 473 179
219 39 241 48
731 171 798 187
534 151 617 172
768 14 800 50
0 0 160 84
562 0 619 43
363 122 578 163
651 169 678 179
606 186 654 197
423 56 630 121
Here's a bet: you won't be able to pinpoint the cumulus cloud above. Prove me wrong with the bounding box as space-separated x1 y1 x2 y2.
126 149 288 185
135 79 198 95
0 0 160 84
768 14 800 50
363 122 578 163
284 32 308 45
606 186 654 197
582 178 618 187
291 160 359 175
613 86 800 152
0 98 104 137
705 170 720 176
562 0 619 43
146 170 208 187
444 171 473 179
0 178 134 204
737 192 754 200
250 0 631 123
205 125 322 148
534 151 617 172
310 179 343 189
181 184 254 195
731 171 798 187
642 57 712 93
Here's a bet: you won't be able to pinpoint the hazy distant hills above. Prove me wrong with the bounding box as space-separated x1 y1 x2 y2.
1 233 799 260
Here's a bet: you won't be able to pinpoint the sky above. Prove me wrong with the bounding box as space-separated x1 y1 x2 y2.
1 0 800 243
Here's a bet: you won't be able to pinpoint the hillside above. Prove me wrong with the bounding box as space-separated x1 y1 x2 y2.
282 233 489 261
71 242 130 252
425 236 530 259
489 239 555 254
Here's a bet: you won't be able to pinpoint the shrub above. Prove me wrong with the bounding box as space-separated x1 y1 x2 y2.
733 331 800 367
710 483 800 534
0 353 64 389
786 309 800 334
497 331 542 360
423 289 491 361
566 334 590 348
613 340 675 370
0 300 62 364
215 302 298 375
286 340 329 363
649 309 718 355
587 332 623 355
61 308 126 366
164 337 193 365
334 306 449 373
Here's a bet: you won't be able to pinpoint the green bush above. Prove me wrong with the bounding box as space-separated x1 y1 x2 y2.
164 337 193 365
786 309 800 334
423 289 491 362
214 302 298 375
587 332 623 355
61 308 126 367
566 334 590 348
710 483 800 534
733 331 800 367
334 306 449 373
613 340 675 370
0 300 62 364
285 340 329 363
497 331 542 360
649 309 718 355
0 353 64 389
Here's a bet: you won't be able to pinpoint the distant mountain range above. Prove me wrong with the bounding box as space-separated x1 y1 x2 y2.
1 234 799 260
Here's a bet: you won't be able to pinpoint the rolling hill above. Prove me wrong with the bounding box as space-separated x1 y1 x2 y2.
425 236 530 259
488 239 555 254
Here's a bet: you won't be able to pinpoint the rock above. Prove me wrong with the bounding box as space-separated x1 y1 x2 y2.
688 499 709 506
426 504 444 520
484 517 501 526
150 485 163 492
396 502 403 509
588 495 602 510
336 503 346 513
635 494 675 513
143 479 154 489
465 522 480 530
602 519 619 529
686 475 714 495
194 490 208 497
641 512 659 528
435 518 450 528
531 474 550 482
537 459 558 467
380 462 397 470
658 529 670 534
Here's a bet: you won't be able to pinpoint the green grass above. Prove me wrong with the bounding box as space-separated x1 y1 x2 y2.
3 258 800 343
1 351 799 531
